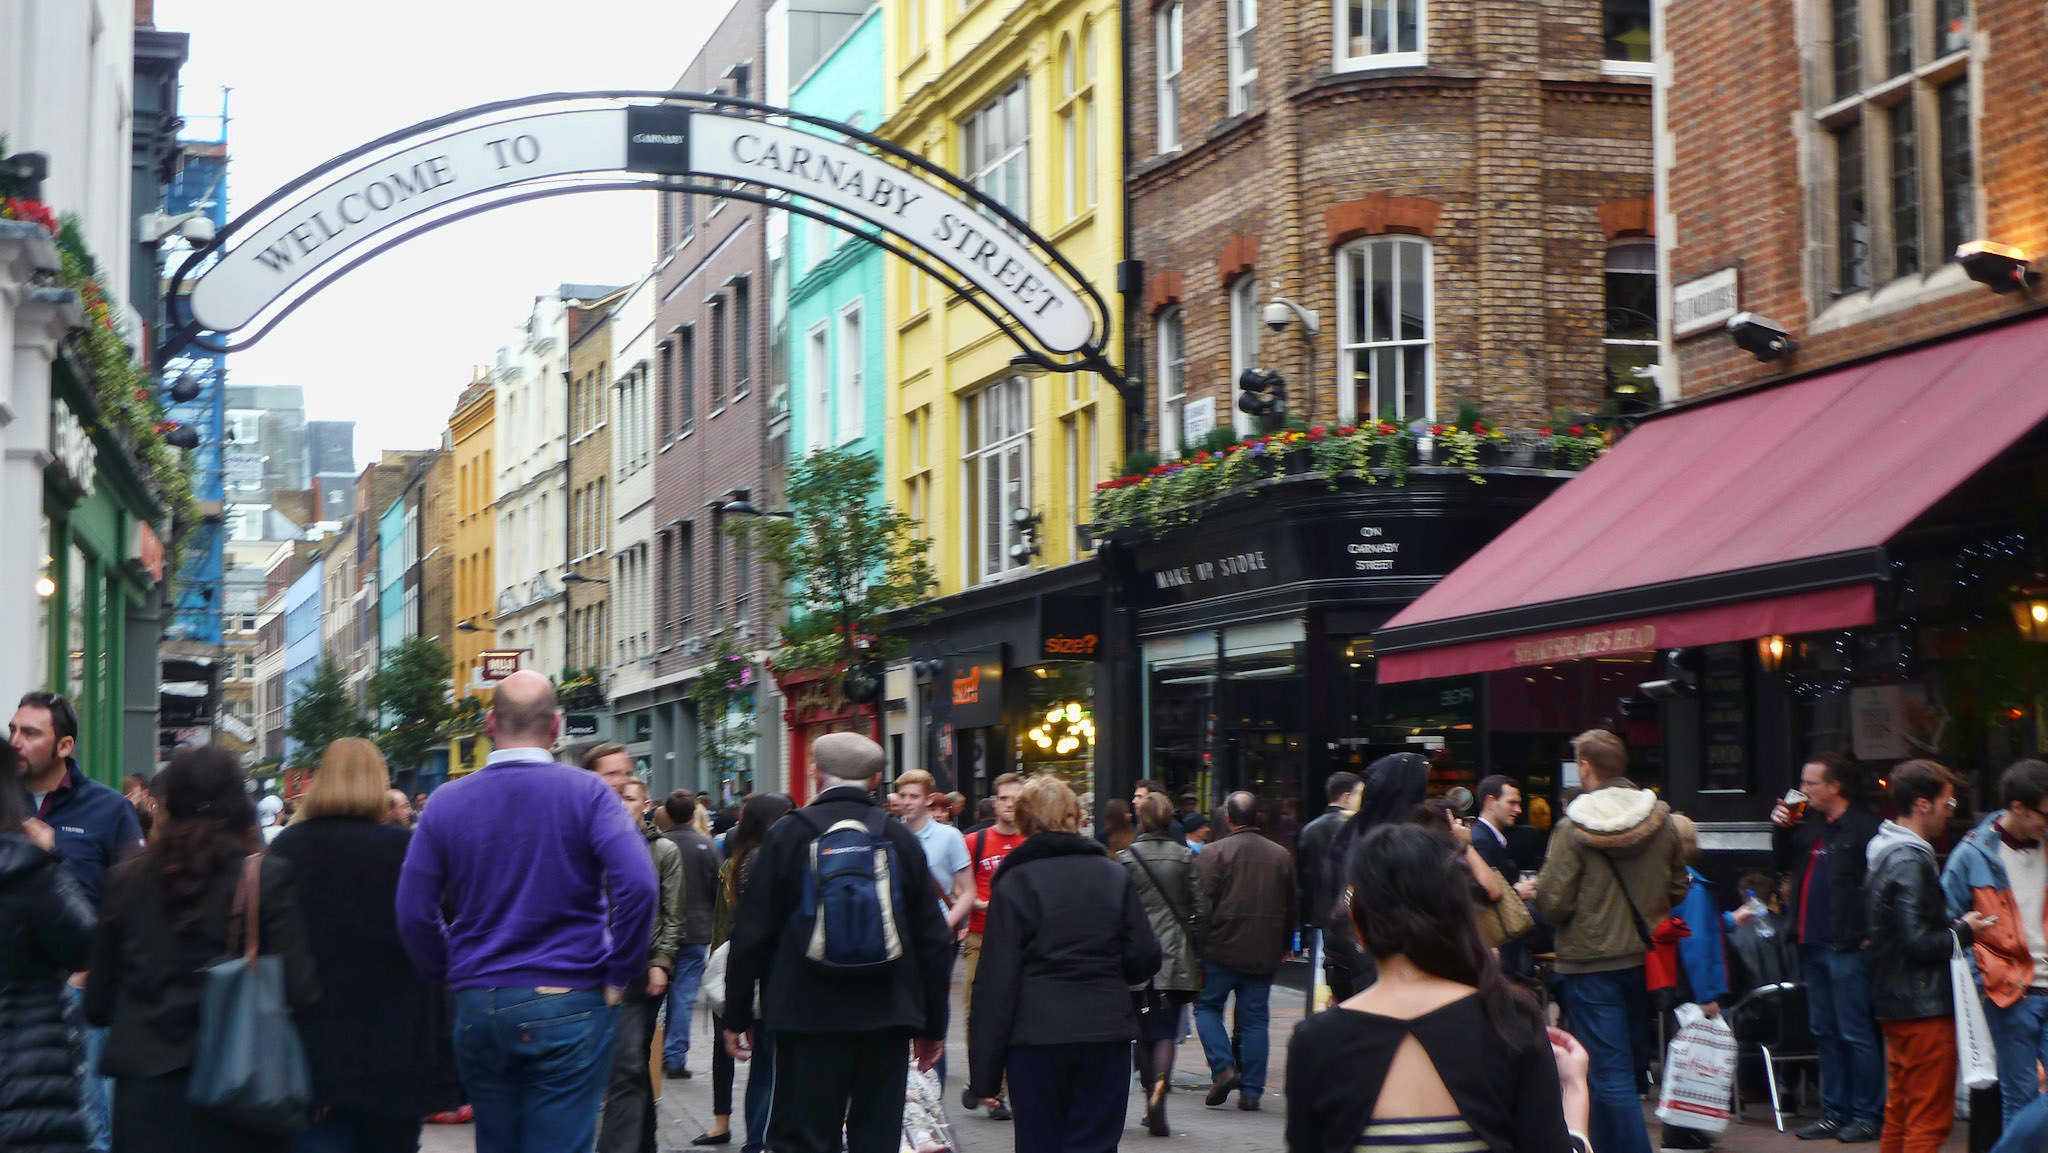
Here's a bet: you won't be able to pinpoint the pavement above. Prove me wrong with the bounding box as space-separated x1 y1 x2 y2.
415 976 1978 1153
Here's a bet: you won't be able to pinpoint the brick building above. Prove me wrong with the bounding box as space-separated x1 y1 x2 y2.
1089 0 1658 820
642 0 779 801
1126 0 1657 438
1365 0 2048 835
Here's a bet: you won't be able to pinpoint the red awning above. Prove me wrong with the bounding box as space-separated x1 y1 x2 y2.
1375 313 2048 684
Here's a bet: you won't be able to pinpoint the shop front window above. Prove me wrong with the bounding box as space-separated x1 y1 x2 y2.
1019 662 1097 820
1143 623 1306 837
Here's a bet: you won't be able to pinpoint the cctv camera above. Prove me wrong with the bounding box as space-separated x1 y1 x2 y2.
1263 302 1292 331
1636 678 1695 702
1725 312 1796 362
180 216 216 245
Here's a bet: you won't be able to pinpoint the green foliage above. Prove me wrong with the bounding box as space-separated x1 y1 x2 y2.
687 634 760 780
1119 449 1160 477
1195 427 1239 455
286 652 371 769
727 447 937 670
368 636 453 771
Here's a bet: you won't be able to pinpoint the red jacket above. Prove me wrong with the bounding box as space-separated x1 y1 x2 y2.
1646 916 1692 993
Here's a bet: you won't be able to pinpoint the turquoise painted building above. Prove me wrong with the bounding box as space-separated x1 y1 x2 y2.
377 496 406 656
787 5 887 463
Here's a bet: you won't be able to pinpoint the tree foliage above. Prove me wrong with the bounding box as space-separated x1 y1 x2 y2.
687 634 761 787
286 651 371 768
728 447 936 671
369 635 454 772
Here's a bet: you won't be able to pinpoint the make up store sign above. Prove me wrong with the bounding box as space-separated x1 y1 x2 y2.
1133 517 1450 607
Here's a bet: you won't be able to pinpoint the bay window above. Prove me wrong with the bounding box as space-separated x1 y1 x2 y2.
1337 236 1432 424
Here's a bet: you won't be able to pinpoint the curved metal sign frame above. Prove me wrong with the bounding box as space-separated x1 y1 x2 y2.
164 91 1119 382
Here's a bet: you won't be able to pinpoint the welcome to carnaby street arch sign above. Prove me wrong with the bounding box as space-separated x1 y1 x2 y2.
163 92 1119 382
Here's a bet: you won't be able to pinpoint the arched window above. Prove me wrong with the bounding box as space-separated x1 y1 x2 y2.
1337 235 1432 424
1157 308 1188 455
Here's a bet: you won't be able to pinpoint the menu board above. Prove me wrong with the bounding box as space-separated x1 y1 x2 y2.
1700 643 1751 793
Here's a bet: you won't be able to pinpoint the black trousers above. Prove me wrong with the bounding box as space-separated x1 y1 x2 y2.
1007 1042 1131 1153
710 1010 735 1117
764 1030 912 1153
112 1073 286 1153
598 991 662 1153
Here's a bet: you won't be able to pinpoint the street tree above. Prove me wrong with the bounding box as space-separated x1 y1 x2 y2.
369 635 454 773
686 634 761 791
285 651 371 768
728 447 937 679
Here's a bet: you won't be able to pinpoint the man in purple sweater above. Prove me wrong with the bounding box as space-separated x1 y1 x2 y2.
397 670 658 1153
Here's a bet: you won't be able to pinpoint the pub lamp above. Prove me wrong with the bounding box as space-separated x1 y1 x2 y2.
1757 634 1788 672
1957 241 2039 295
2013 576 2048 643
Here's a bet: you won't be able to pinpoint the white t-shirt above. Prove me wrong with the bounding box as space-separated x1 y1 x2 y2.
911 819 970 913
1998 839 2048 987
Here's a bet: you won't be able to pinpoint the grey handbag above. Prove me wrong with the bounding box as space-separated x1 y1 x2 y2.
186 854 311 1133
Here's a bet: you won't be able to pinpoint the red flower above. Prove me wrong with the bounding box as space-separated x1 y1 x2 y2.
1338 425 1357 437
1471 421 1488 434
1539 426 1553 437
1307 427 1326 441
1568 425 1585 437
1431 424 1446 437
1378 422 1398 436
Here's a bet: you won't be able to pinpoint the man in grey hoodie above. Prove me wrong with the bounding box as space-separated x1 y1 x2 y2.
1865 760 1990 1153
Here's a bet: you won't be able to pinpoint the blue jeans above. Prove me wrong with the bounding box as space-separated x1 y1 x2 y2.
1987 993 2048 1126
1558 970 1653 1153
453 987 618 1153
1803 945 1885 1127
1193 963 1272 1097
64 982 111 1152
1992 1082 2048 1153
662 945 710 1069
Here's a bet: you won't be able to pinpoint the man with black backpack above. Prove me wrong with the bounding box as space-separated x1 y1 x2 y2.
721 732 954 1153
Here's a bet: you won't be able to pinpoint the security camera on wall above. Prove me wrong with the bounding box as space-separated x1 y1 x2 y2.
1263 302 1292 331
1725 312 1796 362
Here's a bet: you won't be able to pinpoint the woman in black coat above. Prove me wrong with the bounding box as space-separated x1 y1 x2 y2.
85 745 319 1153
0 739 95 1153
968 775 1162 1153
267 739 460 1152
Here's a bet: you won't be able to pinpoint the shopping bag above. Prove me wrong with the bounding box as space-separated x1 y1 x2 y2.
1954 932 1999 1090
186 856 310 1133
701 940 730 1014
1654 1003 1737 1134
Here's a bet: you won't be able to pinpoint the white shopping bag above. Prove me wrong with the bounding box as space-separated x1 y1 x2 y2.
1655 1003 1737 1134
1954 932 1999 1090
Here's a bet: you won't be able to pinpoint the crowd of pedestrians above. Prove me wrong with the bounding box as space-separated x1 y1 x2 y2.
19 670 2048 1153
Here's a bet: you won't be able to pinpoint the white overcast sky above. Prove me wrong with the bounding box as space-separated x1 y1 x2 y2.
155 0 726 462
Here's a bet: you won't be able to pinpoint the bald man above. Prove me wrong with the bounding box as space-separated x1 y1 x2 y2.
396 670 658 1153
722 733 955 1153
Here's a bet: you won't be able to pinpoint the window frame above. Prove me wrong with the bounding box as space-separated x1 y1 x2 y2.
1602 240 1660 403
1228 274 1261 436
1602 0 1654 74
1335 235 1435 426
963 375 1034 584
1227 0 1258 113
1156 307 1188 456
1156 3 1183 152
1336 0 1426 72
837 300 865 445
963 79 1031 225
806 321 830 452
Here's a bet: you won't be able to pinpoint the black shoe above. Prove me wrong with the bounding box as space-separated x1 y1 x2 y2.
1238 1094 1262 1112
664 1064 691 1079
1205 1068 1240 1107
962 1087 980 1112
1795 1119 1843 1141
1835 1123 1879 1144
988 1100 1013 1121
1144 1078 1170 1136
691 1133 732 1146
1660 1129 1713 1150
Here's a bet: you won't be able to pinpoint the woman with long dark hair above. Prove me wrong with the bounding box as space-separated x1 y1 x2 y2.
1286 824 1590 1153
0 738 96 1152
1099 798 1136 857
85 745 318 1153
694 792 794 1151
268 739 459 1152
1323 753 1431 993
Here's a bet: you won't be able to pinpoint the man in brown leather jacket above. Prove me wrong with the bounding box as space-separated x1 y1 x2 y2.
1193 792 1296 1111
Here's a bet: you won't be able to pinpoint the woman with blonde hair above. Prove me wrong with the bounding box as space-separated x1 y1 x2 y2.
268 739 459 1151
968 775 1162 1153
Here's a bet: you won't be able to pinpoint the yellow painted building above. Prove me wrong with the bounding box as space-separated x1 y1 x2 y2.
446 368 498 749
881 0 1124 595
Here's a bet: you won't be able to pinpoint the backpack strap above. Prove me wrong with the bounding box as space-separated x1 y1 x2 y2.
974 829 987 864
1128 842 1194 928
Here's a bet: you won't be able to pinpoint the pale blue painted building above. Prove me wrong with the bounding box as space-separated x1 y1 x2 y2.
787 5 887 464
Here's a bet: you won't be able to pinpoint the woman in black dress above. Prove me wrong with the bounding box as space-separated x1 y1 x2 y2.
85 746 318 1153
695 792 794 1151
268 738 460 1151
1286 824 1591 1153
